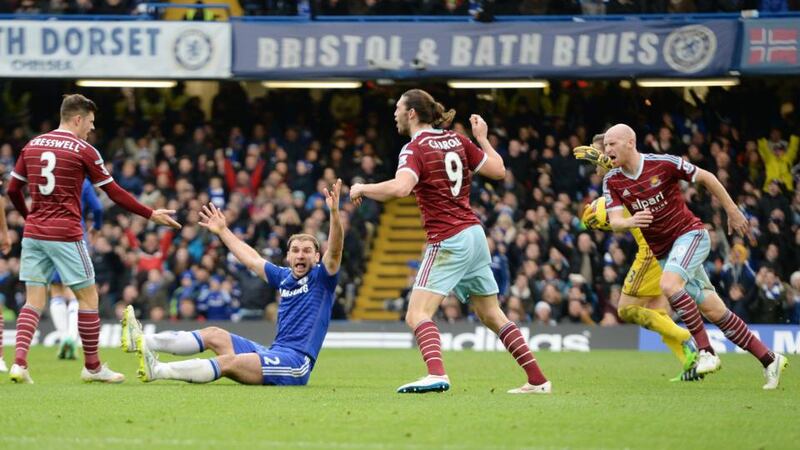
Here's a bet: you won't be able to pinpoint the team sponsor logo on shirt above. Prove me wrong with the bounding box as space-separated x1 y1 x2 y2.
280 284 309 298
622 188 631 197
630 191 665 211
650 175 661 187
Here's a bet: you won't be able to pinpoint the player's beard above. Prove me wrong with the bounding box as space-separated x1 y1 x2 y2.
396 117 409 136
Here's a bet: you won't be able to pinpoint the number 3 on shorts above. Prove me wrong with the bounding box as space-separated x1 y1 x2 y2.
39 151 57 195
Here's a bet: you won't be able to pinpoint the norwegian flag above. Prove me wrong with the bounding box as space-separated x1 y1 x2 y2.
749 27 798 65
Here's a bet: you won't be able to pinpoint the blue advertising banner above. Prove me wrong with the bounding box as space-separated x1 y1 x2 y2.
740 18 800 74
232 20 737 78
639 325 800 354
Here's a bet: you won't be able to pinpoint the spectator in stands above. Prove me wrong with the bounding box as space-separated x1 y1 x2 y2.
184 0 216 20
441 294 464 323
787 271 800 324
758 130 799 191
96 0 132 15
752 267 788 323
1 75 798 324
720 244 757 321
533 301 556 326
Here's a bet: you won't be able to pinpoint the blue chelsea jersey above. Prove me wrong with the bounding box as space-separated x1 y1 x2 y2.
264 261 338 361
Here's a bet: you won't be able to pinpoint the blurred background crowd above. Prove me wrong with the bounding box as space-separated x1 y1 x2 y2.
1 76 799 326
3 0 799 17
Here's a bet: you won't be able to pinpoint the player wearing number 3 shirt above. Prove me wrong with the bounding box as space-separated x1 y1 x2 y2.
5 94 181 385
350 89 550 395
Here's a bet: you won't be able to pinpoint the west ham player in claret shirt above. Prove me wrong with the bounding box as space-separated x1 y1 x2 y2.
602 123 787 389
6 94 181 384
350 89 550 395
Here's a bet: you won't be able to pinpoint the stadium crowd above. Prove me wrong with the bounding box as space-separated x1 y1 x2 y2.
0 78 799 326
2 0 798 16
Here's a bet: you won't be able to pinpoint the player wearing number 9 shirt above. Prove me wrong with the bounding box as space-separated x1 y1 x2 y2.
5 94 181 384
349 89 550 395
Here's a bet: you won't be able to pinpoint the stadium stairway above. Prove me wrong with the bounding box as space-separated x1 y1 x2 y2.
352 197 426 321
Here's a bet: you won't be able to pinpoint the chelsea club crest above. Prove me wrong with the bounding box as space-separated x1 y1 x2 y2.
174 29 213 71
663 25 717 74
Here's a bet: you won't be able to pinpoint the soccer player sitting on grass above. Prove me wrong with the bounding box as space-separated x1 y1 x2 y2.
121 180 343 386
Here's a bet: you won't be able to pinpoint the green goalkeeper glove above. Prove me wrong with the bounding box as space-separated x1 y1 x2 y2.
572 145 614 171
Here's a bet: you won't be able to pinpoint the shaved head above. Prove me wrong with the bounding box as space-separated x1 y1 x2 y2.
605 123 636 143
603 123 639 172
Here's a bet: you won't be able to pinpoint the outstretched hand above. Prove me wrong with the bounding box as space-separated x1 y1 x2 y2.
150 209 181 229
727 208 750 238
573 145 614 170
325 178 342 213
198 203 227 235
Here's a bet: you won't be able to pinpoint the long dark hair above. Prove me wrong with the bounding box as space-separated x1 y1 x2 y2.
401 89 456 128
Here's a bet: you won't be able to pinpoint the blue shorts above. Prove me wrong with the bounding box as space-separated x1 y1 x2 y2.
659 229 716 304
229 333 313 386
51 271 63 284
414 224 499 303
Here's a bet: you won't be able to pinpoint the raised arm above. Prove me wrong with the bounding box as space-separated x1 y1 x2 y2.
785 134 799 164
757 137 774 163
469 114 505 180
322 179 344 275
198 202 268 281
694 168 749 237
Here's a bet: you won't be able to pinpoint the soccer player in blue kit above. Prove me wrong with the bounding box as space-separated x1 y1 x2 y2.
121 179 344 386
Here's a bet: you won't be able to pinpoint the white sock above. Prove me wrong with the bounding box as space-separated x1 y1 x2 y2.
50 297 68 341
155 359 219 383
146 331 204 355
66 299 79 341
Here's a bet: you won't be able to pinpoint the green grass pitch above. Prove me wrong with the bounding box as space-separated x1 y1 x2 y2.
0 347 796 449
